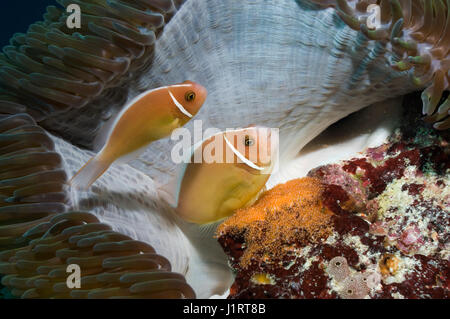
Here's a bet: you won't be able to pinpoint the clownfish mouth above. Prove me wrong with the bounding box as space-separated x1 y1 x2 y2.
223 135 265 171
168 90 193 119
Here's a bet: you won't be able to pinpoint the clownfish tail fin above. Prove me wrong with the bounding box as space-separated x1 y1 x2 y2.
69 154 111 191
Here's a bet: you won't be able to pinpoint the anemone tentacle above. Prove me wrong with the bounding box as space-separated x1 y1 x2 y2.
0 113 67 251
0 0 185 146
0 112 195 298
0 0 448 300
310 0 450 128
0 211 195 299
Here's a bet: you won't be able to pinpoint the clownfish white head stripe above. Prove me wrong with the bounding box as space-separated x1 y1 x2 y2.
168 90 193 118
223 135 264 171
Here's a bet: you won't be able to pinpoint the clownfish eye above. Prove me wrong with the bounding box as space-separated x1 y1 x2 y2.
185 91 196 102
244 135 254 147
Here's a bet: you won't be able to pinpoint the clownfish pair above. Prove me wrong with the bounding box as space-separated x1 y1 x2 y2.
70 81 278 225
70 81 207 190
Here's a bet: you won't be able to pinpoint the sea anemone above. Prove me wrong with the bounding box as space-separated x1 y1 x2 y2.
311 0 450 129
0 211 195 298
0 112 194 298
0 0 183 145
0 113 66 251
0 0 448 299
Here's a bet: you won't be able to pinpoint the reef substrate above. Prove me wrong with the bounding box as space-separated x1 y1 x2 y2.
217 93 449 299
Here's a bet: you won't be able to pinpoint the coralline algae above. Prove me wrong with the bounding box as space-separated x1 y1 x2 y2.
217 92 449 299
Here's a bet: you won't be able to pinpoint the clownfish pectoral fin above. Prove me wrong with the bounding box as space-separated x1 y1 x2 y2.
69 155 111 191
179 218 224 239
197 219 224 237
167 117 182 132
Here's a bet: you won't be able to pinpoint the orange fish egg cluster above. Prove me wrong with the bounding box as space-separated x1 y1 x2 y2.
216 177 334 268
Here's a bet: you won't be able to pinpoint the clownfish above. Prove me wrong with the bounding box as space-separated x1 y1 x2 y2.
70 81 207 190
161 126 278 224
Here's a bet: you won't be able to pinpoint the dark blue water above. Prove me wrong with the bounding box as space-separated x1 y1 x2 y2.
0 0 56 47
